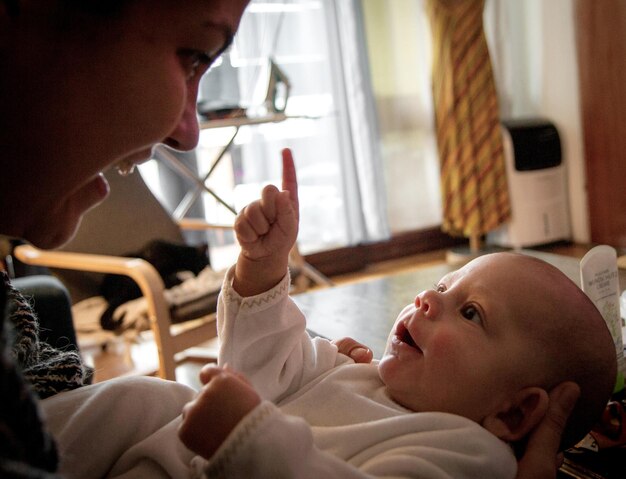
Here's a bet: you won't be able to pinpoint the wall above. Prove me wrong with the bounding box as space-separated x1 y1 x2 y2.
532 0 589 244
362 0 591 243
488 0 589 243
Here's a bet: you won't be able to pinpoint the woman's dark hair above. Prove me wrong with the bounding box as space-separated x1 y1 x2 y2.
3 0 19 16
62 0 129 16
2 0 129 17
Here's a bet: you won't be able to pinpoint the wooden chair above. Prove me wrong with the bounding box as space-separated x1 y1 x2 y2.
14 168 227 380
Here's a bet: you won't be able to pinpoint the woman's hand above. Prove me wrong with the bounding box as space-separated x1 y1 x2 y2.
515 382 580 479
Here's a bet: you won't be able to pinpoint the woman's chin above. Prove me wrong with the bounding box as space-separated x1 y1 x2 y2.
25 214 84 250
25 173 110 249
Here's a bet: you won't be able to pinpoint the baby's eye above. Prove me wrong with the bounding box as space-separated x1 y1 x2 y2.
461 304 482 324
179 49 213 81
434 283 447 293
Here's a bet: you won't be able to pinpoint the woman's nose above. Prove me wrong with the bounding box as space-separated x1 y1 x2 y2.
163 83 201 151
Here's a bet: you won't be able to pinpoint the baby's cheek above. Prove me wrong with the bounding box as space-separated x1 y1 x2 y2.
430 331 465 365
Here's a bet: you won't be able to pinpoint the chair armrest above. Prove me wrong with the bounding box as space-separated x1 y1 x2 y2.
13 244 176 379
177 218 234 231
13 245 167 300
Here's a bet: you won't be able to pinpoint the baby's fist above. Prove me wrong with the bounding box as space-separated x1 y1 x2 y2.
178 367 261 459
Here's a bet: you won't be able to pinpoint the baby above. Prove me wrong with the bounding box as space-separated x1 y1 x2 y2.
178 150 616 478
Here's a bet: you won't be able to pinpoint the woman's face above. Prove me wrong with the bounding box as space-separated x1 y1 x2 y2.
0 0 249 248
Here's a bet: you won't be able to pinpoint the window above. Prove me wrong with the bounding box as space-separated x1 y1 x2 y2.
142 0 587 272
198 0 362 268
141 0 445 271
361 0 442 232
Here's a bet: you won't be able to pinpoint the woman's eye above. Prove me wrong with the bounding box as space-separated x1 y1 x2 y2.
461 305 482 324
435 284 447 293
180 50 213 81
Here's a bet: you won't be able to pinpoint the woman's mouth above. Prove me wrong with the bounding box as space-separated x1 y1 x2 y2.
115 158 137 176
113 148 154 176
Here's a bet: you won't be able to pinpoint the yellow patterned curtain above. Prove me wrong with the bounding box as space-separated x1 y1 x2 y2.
426 0 510 247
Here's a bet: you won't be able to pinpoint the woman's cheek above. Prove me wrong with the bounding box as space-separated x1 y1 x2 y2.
113 55 189 151
138 82 188 146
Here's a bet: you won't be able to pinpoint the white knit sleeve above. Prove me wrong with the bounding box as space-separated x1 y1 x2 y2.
191 401 371 479
191 403 517 479
217 266 349 402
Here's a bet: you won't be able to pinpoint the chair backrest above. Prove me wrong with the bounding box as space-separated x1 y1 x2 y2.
54 168 184 303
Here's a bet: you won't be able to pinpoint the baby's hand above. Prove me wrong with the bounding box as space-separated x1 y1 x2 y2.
235 149 299 262
233 149 299 296
235 187 297 262
178 365 261 459
332 337 374 363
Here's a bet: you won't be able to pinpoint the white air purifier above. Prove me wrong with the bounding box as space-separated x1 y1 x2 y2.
488 119 571 249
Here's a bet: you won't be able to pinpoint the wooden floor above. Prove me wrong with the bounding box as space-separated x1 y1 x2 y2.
84 242 590 389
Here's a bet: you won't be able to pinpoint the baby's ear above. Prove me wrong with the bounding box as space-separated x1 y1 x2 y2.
482 387 549 442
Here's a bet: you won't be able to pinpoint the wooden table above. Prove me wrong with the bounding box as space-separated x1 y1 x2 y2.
295 250 626 359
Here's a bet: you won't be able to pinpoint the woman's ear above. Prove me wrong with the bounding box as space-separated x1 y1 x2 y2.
482 387 549 442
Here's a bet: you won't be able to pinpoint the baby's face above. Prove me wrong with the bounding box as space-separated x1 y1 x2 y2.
379 253 556 423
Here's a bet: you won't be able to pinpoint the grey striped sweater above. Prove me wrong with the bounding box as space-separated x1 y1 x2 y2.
1 271 92 477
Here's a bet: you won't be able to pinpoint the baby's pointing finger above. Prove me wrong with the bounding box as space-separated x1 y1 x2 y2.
281 149 299 216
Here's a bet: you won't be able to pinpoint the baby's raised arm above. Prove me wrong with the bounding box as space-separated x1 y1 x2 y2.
233 149 299 297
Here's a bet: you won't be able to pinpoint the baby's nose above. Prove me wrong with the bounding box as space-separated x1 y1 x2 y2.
415 292 437 318
414 295 428 312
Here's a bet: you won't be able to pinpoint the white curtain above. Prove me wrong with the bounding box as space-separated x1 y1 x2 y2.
484 0 539 118
327 0 390 243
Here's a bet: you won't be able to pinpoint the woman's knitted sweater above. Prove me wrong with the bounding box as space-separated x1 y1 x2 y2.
1 271 92 477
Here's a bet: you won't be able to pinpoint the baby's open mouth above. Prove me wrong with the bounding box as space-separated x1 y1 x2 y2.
397 321 422 353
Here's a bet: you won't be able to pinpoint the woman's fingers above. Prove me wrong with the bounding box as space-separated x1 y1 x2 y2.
515 381 580 479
